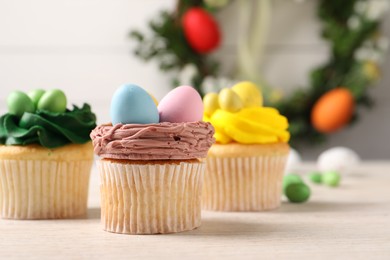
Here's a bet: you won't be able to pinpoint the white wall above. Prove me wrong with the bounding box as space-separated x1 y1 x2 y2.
0 0 389 159
0 0 177 122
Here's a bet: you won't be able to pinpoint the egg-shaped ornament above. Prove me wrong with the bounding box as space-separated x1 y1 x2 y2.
317 147 360 175
182 7 221 54
110 84 159 125
158 86 203 123
311 88 355 133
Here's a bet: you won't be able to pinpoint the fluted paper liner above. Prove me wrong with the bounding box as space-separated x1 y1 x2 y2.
203 155 287 211
98 160 205 234
0 160 92 219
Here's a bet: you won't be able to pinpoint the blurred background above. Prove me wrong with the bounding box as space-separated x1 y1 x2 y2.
0 0 389 159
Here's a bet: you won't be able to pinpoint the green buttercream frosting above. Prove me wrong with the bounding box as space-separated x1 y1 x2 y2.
0 104 96 148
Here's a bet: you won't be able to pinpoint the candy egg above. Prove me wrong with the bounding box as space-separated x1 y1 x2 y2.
317 147 360 174
37 89 67 113
285 148 302 173
7 91 35 117
232 81 263 107
285 183 311 203
110 84 159 125
203 92 219 116
218 88 243 112
28 89 45 109
308 171 322 184
283 174 303 194
322 171 341 187
158 86 203 123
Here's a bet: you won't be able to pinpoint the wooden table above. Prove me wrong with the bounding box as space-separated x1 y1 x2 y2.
1 161 389 259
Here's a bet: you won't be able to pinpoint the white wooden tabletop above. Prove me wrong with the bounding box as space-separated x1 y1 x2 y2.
1 161 389 259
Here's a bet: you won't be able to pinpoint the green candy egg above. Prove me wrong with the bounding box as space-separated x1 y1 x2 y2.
37 89 67 113
285 183 311 203
7 91 35 117
322 171 341 187
309 171 322 184
28 89 45 109
283 174 303 194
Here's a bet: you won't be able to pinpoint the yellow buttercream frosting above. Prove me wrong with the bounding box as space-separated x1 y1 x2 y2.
203 81 290 145
209 108 290 144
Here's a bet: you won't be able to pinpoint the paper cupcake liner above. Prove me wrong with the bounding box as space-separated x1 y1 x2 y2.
203 155 287 211
98 160 205 234
0 159 92 219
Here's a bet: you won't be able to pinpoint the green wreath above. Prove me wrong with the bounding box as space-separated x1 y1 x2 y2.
130 0 388 146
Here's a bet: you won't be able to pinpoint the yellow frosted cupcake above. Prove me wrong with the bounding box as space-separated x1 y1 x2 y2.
203 81 290 211
0 89 96 219
90 84 214 234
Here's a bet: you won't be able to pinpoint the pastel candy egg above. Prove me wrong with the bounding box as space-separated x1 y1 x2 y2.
218 88 243 112
283 174 303 194
7 91 35 117
285 148 302 173
232 81 263 107
28 89 45 109
322 171 341 187
285 183 311 203
203 92 219 116
317 147 360 174
110 84 159 125
308 171 322 184
38 89 67 113
158 86 203 123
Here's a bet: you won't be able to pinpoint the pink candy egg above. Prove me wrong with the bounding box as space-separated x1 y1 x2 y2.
158 86 203 123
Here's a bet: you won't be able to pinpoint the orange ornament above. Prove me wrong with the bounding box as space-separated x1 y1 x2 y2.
311 88 355 133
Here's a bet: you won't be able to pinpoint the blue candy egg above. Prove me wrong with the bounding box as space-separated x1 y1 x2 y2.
110 84 159 125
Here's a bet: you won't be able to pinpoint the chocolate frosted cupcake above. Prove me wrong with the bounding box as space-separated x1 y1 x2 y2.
91 84 214 234
0 89 96 219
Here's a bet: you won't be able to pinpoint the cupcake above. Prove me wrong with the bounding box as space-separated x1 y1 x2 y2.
90 84 214 234
0 89 96 219
202 81 290 211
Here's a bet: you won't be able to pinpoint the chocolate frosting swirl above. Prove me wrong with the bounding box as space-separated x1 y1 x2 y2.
0 104 96 148
90 121 215 160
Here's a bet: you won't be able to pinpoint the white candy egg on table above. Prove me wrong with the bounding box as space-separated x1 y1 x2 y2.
285 148 302 173
317 147 360 174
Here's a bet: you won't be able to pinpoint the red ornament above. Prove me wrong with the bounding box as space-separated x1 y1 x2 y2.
182 7 221 54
